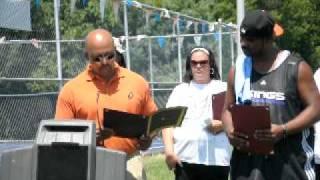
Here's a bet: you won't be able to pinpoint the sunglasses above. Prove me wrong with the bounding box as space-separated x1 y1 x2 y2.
190 60 209 66
90 51 115 62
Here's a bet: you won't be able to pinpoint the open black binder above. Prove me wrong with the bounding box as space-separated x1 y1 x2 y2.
103 106 188 138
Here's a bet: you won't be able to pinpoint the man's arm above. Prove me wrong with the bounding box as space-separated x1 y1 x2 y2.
55 87 76 119
222 67 236 134
222 67 249 149
255 62 320 143
284 61 320 134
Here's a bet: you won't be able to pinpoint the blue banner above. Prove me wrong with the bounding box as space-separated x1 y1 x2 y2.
154 13 161 22
157 37 166 48
201 23 209 33
82 0 88 6
35 0 40 8
126 0 133 7
179 19 185 32
213 33 220 41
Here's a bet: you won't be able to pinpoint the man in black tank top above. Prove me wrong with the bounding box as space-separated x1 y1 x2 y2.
222 10 320 180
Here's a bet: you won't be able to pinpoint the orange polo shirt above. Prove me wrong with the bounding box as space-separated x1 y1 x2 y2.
55 64 158 155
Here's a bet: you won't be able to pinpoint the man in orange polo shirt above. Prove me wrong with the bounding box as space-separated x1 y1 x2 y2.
55 28 158 180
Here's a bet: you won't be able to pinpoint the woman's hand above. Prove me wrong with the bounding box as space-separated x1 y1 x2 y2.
164 152 181 170
206 119 224 134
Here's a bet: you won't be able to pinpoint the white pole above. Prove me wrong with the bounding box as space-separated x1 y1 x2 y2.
176 15 183 83
218 18 223 79
54 0 62 89
236 0 245 57
123 2 131 70
148 38 154 96
230 32 235 67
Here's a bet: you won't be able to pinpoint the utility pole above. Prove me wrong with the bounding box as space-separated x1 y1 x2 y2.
236 0 245 57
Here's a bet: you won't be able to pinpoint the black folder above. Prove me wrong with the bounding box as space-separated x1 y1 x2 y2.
230 104 273 154
103 106 188 138
212 91 226 120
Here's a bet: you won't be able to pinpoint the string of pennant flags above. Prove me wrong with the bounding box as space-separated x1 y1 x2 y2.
34 0 236 30
115 31 236 49
34 0 237 48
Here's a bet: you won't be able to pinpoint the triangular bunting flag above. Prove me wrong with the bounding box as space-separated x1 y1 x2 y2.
154 12 161 22
157 37 166 48
82 0 88 7
172 23 176 35
194 22 199 34
35 0 40 8
209 23 215 32
136 35 147 41
178 36 184 47
186 20 193 31
194 36 202 46
126 0 133 7
160 8 170 18
213 33 220 41
70 0 76 14
100 0 107 21
134 1 142 8
112 0 121 22
201 23 208 33
145 9 152 25
178 19 185 32
172 17 179 34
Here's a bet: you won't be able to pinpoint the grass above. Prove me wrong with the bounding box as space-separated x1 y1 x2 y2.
143 153 175 180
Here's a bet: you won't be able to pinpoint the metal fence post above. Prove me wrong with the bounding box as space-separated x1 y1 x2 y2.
218 18 223 79
230 31 235 67
54 0 63 89
123 1 131 70
176 15 183 83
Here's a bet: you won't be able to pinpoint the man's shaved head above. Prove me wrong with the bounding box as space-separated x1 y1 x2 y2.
84 29 117 82
85 29 114 53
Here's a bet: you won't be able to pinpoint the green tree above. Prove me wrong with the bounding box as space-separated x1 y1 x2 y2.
1 0 320 95
141 0 320 69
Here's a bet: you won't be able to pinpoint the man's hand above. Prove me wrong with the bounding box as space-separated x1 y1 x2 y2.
137 135 153 151
254 124 285 143
226 127 249 150
96 128 113 145
164 152 181 170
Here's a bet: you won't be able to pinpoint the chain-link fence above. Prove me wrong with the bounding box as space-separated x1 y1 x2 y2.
0 0 237 141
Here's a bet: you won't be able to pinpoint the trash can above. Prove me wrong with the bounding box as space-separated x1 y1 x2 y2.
33 120 96 180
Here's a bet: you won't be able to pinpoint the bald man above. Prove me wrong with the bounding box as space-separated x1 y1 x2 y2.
55 29 158 180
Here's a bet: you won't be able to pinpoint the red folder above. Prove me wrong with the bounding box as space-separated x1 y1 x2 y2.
212 91 226 120
229 104 273 155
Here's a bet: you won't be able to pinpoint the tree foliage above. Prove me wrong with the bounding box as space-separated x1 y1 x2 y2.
1 0 319 94
156 0 320 68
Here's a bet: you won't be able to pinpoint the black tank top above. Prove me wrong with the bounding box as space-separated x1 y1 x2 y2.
251 54 314 178
250 53 303 125
231 54 315 180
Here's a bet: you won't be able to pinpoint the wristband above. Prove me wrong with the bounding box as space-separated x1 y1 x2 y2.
282 124 288 138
